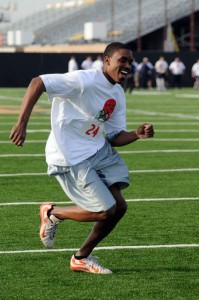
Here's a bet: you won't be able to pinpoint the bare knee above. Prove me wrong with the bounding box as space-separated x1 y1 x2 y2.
95 204 116 221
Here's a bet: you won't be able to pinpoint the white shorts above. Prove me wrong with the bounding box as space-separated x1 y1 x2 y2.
47 140 129 212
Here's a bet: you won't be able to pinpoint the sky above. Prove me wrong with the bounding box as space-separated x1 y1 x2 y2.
0 0 56 21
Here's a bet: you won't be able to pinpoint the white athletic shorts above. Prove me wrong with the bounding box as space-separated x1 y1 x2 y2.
47 140 129 212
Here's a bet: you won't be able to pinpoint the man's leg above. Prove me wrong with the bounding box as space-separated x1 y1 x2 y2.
48 183 127 257
50 204 116 222
74 184 127 257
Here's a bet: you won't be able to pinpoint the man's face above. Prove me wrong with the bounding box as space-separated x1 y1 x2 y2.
104 48 133 84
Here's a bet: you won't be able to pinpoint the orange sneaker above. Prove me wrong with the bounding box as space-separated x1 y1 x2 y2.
39 203 62 248
70 255 112 274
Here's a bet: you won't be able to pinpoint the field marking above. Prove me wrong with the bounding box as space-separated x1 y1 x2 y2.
129 91 172 95
1 149 199 158
0 172 46 177
0 168 199 177
0 243 199 255
0 154 46 157
0 197 199 206
0 122 50 125
129 168 199 173
176 94 199 98
0 140 46 144
155 130 199 132
119 150 199 154
2 121 199 125
0 95 50 106
1 138 199 144
0 154 45 157
151 138 199 141
129 109 199 120
2 129 199 133
127 122 199 125
0 129 50 133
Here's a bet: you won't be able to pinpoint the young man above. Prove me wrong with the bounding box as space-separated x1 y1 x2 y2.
10 42 154 274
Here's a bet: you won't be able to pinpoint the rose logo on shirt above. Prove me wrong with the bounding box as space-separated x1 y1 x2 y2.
97 99 116 122
84 98 116 138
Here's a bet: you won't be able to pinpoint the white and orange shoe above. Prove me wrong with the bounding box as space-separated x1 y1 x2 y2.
70 255 112 274
39 203 62 248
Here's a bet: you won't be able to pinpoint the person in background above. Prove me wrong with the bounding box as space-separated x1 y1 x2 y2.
81 55 93 70
137 57 153 89
92 55 103 70
9 42 154 275
154 56 168 91
191 59 199 89
123 61 138 94
169 57 186 88
68 55 78 72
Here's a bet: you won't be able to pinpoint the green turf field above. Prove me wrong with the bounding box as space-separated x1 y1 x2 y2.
0 87 199 299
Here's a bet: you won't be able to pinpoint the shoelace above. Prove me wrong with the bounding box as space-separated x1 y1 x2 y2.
46 221 58 240
86 256 104 270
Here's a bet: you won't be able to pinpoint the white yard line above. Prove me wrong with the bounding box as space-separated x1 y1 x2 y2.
0 154 45 157
128 109 199 120
149 138 199 141
0 122 50 125
0 140 46 144
0 243 199 255
175 94 199 98
1 149 199 157
0 168 199 177
1 138 199 144
126 122 199 125
0 197 198 206
129 168 199 173
0 130 50 133
2 129 199 133
0 173 46 177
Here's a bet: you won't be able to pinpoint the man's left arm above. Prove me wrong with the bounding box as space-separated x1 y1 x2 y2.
110 123 155 147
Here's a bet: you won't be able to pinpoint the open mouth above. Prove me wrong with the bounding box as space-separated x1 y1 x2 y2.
119 70 129 81
120 70 128 76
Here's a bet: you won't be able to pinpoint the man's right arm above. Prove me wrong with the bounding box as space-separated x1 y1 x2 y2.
9 76 46 146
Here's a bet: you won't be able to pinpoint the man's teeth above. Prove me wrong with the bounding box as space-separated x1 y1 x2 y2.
121 71 128 75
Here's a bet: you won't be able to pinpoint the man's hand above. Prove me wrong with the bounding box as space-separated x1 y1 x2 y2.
135 123 155 139
9 123 27 146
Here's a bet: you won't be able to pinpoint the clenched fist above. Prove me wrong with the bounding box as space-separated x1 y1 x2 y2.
135 123 155 139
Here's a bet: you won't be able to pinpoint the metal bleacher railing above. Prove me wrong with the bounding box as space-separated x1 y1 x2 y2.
0 0 198 46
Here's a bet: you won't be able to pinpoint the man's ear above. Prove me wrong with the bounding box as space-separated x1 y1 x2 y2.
104 56 110 65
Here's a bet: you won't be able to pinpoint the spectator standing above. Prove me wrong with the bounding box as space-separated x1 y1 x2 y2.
191 59 199 89
92 55 103 70
81 56 93 70
137 57 153 89
123 61 138 94
169 57 186 88
154 56 168 91
68 55 78 72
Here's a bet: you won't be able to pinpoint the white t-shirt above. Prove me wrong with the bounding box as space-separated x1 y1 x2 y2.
68 58 78 72
192 63 199 76
155 60 168 74
92 60 103 70
169 61 185 75
40 69 126 166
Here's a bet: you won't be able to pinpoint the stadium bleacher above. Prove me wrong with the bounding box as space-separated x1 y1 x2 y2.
0 0 198 46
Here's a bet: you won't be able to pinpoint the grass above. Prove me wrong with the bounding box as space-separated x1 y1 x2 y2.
0 87 199 299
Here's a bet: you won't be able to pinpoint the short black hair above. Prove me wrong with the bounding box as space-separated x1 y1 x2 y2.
103 42 131 58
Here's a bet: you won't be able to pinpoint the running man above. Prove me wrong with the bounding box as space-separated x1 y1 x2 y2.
10 42 154 274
